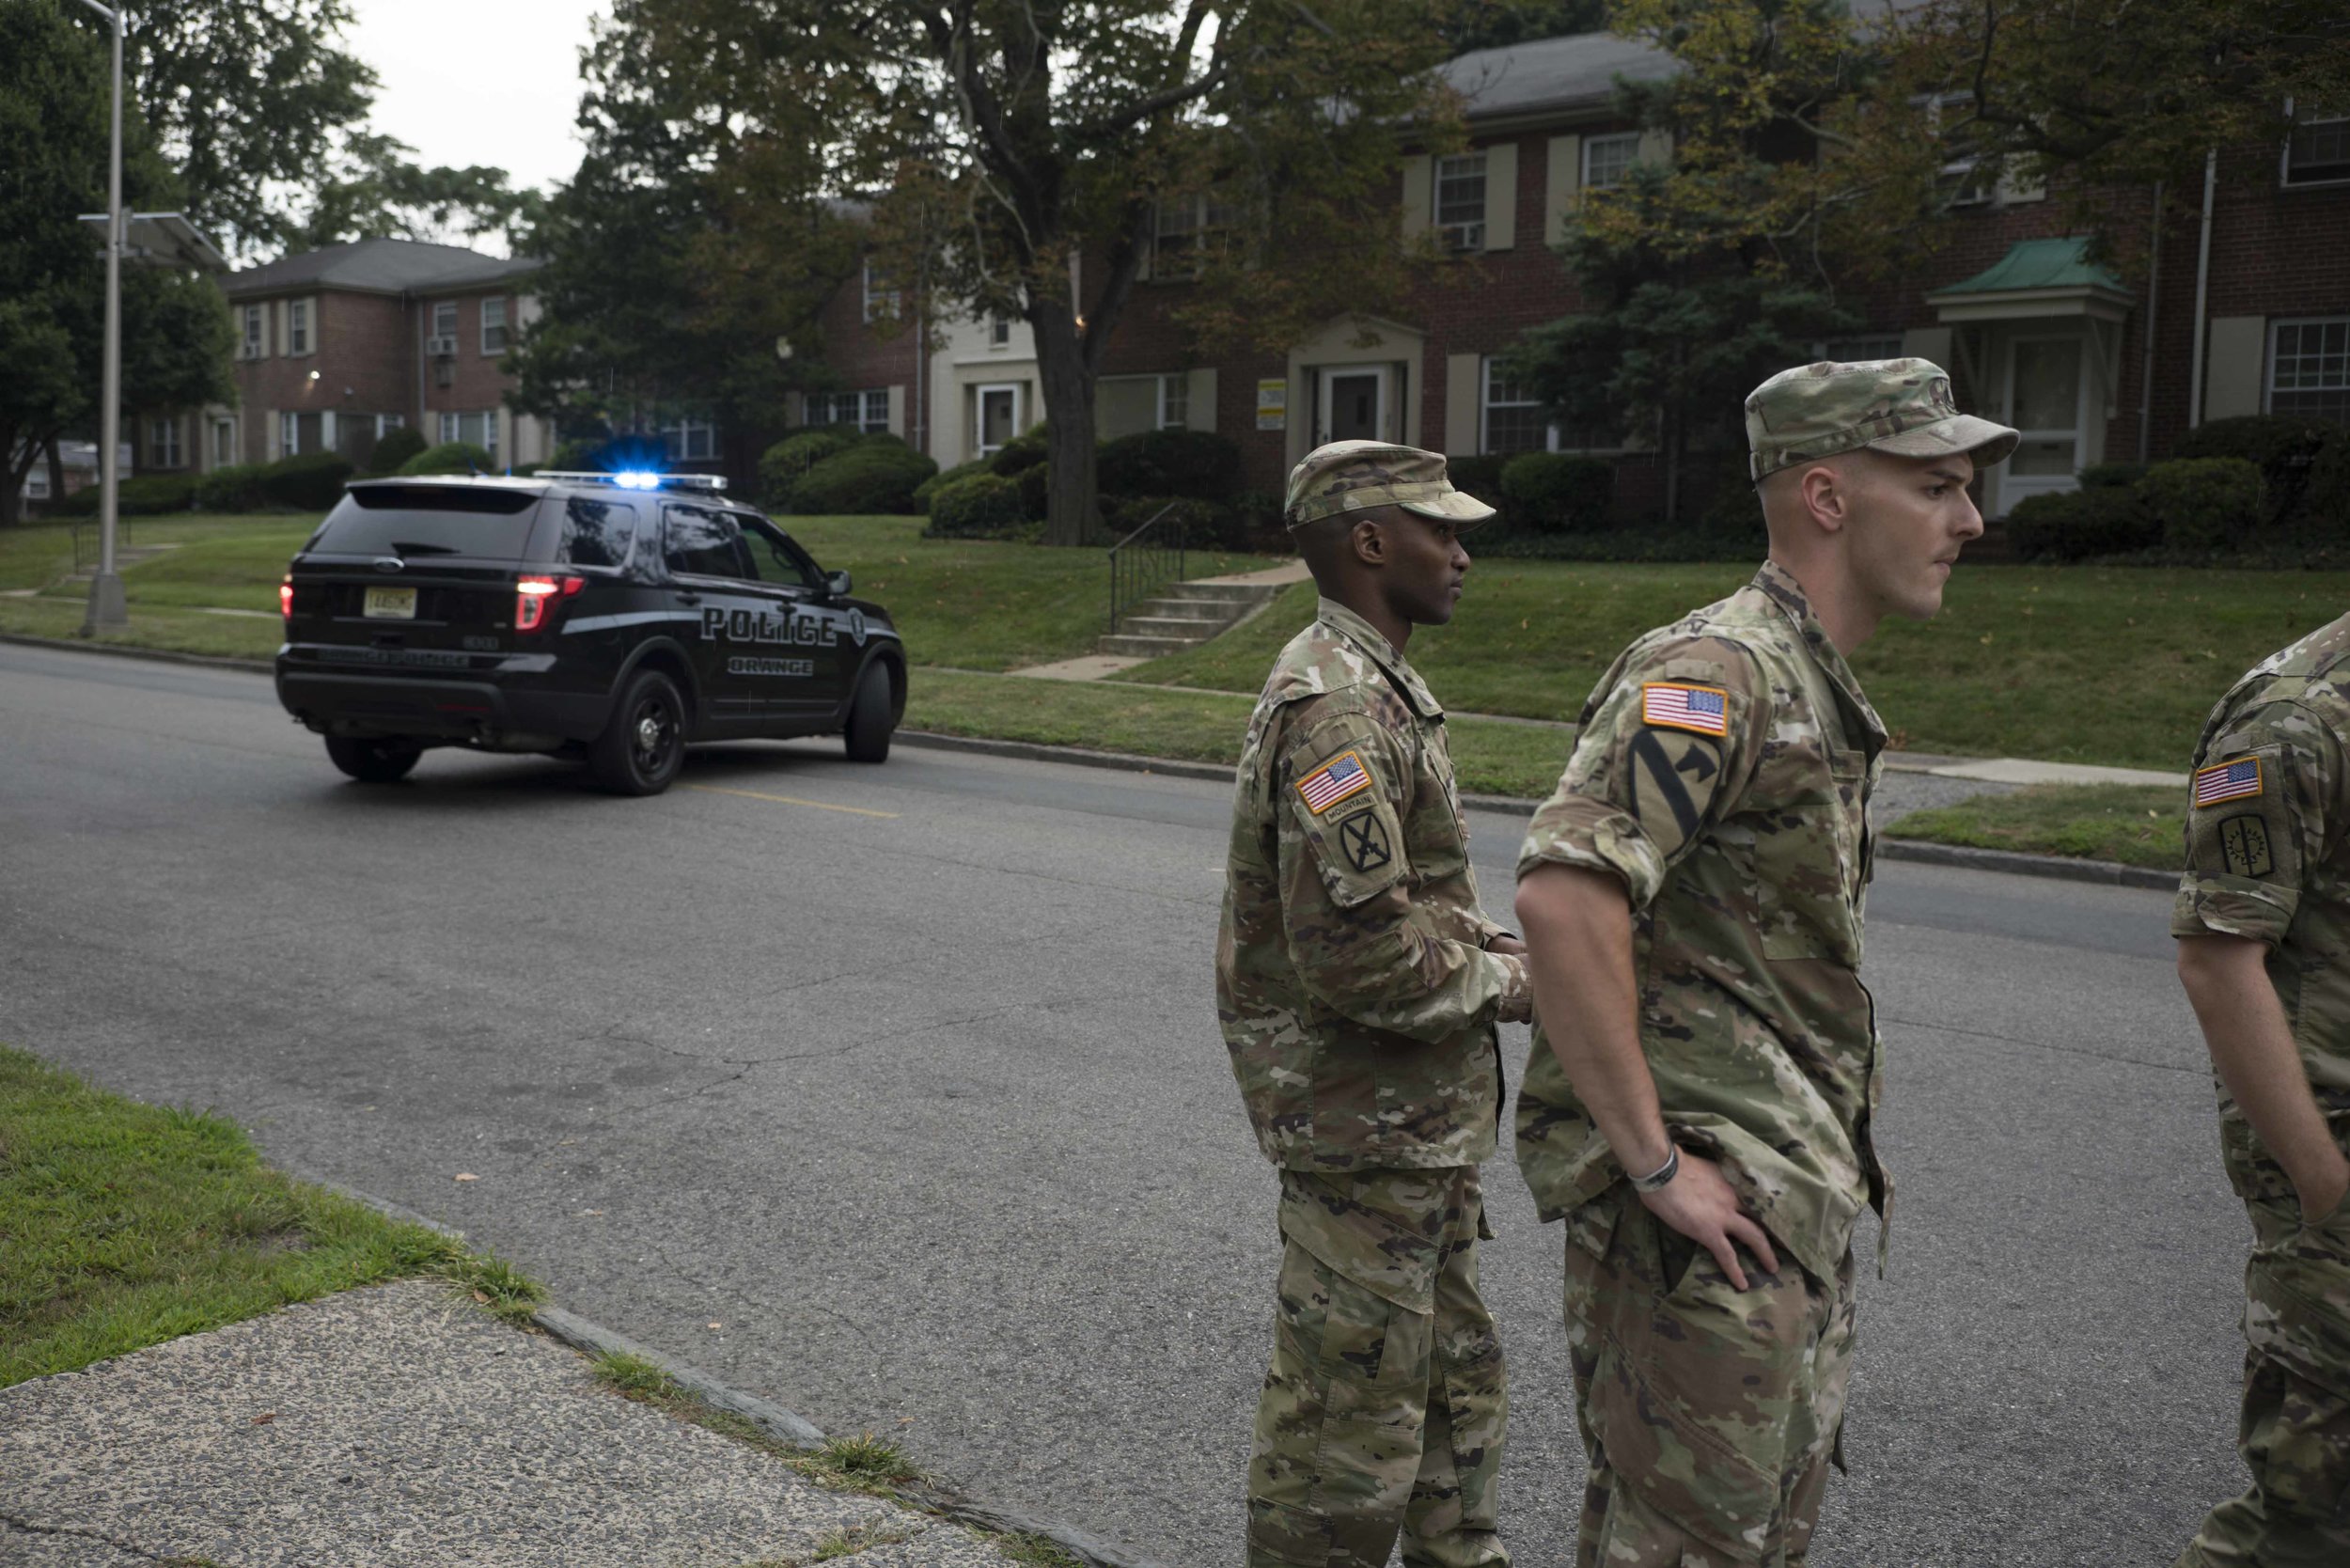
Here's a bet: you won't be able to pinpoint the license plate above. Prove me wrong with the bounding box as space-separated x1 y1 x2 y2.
363 587 417 619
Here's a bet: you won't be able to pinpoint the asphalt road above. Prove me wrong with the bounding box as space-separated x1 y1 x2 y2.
1 641 2246 1567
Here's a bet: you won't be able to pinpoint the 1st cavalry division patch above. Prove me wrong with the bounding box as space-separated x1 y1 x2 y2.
1642 682 1730 737
2194 756 2264 808
1295 750 1373 815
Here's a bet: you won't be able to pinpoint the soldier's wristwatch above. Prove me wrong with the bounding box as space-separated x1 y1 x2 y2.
1629 1144 1681 1193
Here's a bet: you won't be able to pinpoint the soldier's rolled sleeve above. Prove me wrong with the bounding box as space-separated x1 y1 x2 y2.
1516 639 1762 909
1277 715 1518 1041
2174 706 2341 946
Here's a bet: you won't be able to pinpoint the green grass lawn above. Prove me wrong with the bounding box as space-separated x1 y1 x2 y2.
1884 783 2187 870
1117 562 2348 772
0 1043 539 1388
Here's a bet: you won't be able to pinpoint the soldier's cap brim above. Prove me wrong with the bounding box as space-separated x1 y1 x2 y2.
1864 413 2021 470
1399 490 1496 529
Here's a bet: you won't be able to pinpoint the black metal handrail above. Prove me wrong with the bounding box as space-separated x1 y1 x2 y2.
1107 501 1186 635
71 518 134 574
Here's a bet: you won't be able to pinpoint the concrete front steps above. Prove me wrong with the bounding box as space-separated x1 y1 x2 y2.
1099 580 1284 658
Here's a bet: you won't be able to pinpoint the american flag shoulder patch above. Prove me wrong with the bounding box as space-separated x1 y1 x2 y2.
2194 755 2264 808
1295 749 1373 815
1641 682 1730 737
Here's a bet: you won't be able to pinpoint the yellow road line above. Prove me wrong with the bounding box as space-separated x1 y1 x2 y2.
682 783 901 819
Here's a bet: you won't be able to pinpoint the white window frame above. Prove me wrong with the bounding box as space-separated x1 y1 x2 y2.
1316 364 1391 446
1580 132 1642 192
279 411 299 457
810 390 889 435
480 296 508 354
286 297 309 356
862 261 897 324
662 418 717 462
432 301 459 340
2282 101 2350 188
212 416 236 466
1158 372 1187 430
1999 330 2090 501
375 413 404 436
988 313 1012 348
2266 316 2350 421
149 417 180 469
241 304 265 359
438 412 459 445
1151 193 1243 280
1434 152 1487 252
974 382 1025 457
1480 359 1548 454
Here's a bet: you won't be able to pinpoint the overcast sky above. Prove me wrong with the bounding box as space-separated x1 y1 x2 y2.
346 0 608 197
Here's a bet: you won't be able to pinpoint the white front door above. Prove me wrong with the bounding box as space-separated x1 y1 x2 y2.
975 383 1024 456
1317 365 1390 446
1999 333 2087 504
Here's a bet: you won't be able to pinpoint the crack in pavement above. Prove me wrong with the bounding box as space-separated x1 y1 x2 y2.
0 1512 190 1565
1884 1011 2205 1074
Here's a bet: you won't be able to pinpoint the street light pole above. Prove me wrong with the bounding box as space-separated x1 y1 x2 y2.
76 0 127 635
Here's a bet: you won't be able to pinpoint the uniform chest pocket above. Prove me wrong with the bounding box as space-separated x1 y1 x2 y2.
1402 729 1470 882
1747 742 1866 964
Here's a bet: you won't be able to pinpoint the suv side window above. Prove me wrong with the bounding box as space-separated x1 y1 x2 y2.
560 497 639 569
663 505 746 578
739 516 823 590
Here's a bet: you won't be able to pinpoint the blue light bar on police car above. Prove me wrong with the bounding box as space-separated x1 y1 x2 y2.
536 471 728 493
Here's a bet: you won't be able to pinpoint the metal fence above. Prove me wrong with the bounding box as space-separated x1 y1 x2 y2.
1107 501 1184 635
71 519 133 574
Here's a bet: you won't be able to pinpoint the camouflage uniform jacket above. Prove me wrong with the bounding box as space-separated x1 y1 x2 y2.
1514 559 1890 1287
2172 610 2350 1201
1217 597 1530 1174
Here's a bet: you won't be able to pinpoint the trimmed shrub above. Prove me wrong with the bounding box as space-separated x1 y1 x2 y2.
400 441 494 476
261 452 354 510
53 474 197 516
366 425 429 474
2139 457 2264 553
1105 494 1247 550
986 426 1049 478
1017 460 1051 522
915 457 989 514
2176 415 2337 471
1096 428 1243 503
194 463 269 512
786 441 936 515
2076 463 2148 490
2004 487 2158 562
1499 451 1614 534
1230 489 1287 545
2295 436 2350 542
759 430 858 506
924 472 1026 539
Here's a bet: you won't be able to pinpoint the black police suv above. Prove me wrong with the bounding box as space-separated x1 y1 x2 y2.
274 471 905 796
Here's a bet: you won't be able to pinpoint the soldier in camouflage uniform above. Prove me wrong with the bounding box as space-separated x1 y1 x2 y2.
2172 614 2350 1568
1218 440 1534 1567
1511 361 2017 1565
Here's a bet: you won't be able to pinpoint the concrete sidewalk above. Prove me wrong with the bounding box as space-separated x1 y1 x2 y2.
0 1280 1026 1568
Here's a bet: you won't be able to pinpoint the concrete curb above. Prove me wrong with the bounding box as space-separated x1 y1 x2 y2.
0 630 274 675
307 1171 1166 1568
901 729 2179 892
1872 836 2177 890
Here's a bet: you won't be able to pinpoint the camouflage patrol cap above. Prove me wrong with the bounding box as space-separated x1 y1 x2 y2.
1284 440 1496 530
1745 358 2019 482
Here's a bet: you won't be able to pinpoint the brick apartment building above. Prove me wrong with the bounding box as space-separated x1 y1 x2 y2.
807 29 2350 519
142 238 557 481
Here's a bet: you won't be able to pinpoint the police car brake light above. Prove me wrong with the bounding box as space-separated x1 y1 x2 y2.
279 573 293 621
514 573 586 634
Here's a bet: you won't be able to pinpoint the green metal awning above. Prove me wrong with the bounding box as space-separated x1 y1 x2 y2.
1927 237 2133 322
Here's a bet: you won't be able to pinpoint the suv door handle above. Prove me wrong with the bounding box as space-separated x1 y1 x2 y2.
676 591 702 605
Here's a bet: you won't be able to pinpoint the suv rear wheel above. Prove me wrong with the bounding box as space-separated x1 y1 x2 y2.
843 665 894 763
324 735 423 783
590 668 686 795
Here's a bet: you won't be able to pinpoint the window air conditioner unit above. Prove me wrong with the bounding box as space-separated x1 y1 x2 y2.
426 335 458 356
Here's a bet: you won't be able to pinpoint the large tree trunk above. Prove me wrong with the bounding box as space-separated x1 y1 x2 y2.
1031 309 1100 548
44 435 66 511
0 434 35 527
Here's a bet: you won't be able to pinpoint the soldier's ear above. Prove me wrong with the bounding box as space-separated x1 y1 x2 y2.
1349 515 1387 568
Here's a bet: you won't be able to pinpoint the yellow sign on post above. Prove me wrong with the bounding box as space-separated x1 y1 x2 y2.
1255 379 1287 431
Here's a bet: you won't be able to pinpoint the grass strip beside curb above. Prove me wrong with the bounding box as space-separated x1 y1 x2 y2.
1884 783 2187 871
0 1043 542 1387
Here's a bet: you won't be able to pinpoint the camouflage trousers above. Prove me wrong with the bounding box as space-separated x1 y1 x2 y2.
2175 1194 2350 1568
1560 1189 1856 1567
1247 1166 1509 1568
